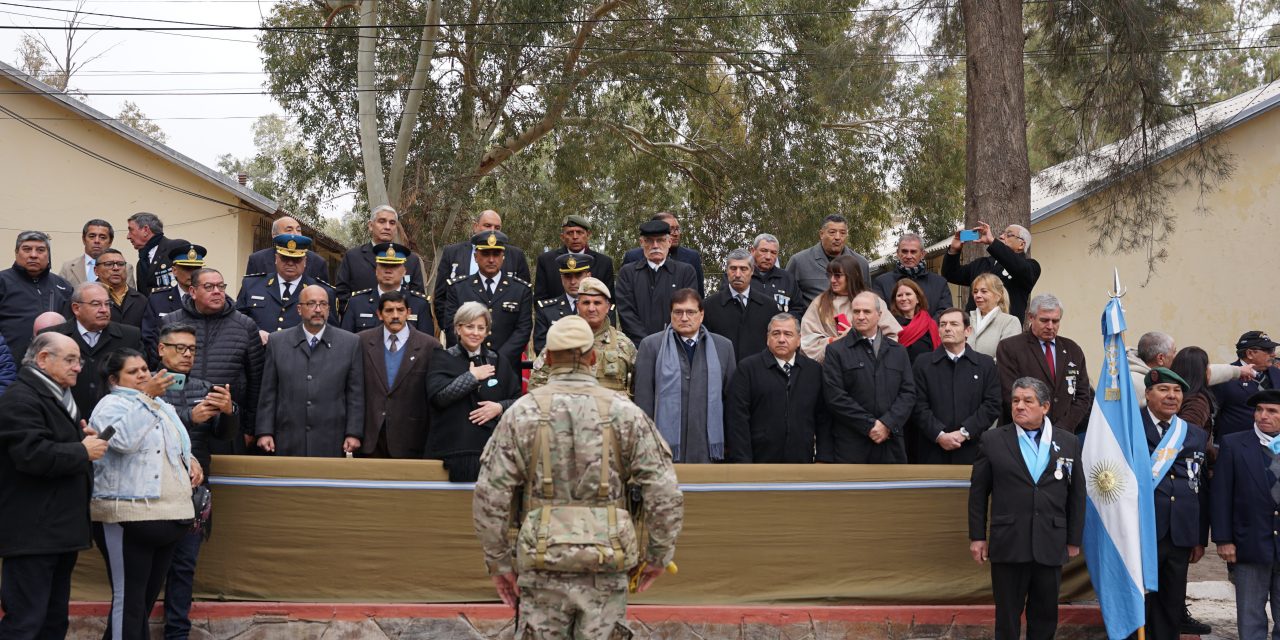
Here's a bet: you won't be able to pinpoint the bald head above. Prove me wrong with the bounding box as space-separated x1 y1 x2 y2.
271 216 301 237
473 210 502 234
33 311 66 336
299 285 331 331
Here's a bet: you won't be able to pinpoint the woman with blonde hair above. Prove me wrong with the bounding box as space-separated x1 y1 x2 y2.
966 272 1022 359
800 255 900 362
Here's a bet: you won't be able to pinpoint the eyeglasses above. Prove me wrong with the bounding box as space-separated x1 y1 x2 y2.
299 301 329 309
161 343 197 355
199 283 228 292
671 309 701 318
61 355 85 367
1000 231 1023 241
77 300 110 309
97 261 127 269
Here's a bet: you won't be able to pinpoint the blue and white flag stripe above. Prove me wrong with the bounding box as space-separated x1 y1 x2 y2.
1082 297 1158 640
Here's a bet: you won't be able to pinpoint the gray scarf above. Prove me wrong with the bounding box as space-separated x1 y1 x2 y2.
655 326 723 461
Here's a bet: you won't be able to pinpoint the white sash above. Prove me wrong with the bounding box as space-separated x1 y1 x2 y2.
1150 415 1187 481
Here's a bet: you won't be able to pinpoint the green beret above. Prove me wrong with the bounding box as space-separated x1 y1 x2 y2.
1145 367 1189 392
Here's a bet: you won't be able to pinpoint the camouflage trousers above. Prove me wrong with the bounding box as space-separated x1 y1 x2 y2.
516 571 633 640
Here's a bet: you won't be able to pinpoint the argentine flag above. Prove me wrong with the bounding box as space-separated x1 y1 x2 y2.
1081 296 1158 639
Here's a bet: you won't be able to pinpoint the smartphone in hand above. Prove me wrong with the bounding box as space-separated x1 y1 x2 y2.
98 425 117 441
959 229 980 242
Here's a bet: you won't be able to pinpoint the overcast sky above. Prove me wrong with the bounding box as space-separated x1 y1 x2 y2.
1 0 282 170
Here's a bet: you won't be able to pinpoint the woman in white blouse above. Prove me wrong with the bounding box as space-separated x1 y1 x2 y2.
966 272 1023 359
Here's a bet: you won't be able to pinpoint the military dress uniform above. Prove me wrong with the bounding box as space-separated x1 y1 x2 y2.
473 316 683 640
533 253 593 353
441 231 533 364
235 235 337 334
340 242 435 334
140 244 206 354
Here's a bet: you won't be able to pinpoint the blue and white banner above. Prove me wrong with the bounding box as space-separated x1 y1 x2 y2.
1082 296 1158 639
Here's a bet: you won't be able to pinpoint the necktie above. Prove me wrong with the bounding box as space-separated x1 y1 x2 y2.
309 336 319 352
181 292 191 308
389 334 399 354
683 338 697 361
83 332 99 348
282 282 293 300
485 278 495 296
1043 341 1056 380
736 294 747 308
782 362 792 377
1157 420 1169 437
685 338 696 349
85 258 97 283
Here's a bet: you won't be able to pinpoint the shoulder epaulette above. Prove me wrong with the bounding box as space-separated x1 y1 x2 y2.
314 277 335 289
405 289 428 300
149 285 176 296
351 287 374 296
537 298 560 308
241 272 267 280
446 273 469 286
506 274 532 288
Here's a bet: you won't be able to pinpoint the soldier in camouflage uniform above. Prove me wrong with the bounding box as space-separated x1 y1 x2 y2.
474 315 683 640
529 277 636 396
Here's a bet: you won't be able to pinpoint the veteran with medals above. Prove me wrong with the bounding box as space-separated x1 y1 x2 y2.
1139 367 1209 640
341 242 434 335
968 376 1085 640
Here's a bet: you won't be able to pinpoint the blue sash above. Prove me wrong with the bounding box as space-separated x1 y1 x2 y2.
1149 415 1187 481
1017 425 1051 481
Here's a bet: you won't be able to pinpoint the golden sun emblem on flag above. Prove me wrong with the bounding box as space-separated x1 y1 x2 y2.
1088 459 1127 505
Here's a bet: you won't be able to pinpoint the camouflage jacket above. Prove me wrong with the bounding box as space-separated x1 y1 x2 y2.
473 371 682 576
528 324 637 396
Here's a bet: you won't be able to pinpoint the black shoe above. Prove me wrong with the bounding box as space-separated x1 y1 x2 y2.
1181 607 1212 635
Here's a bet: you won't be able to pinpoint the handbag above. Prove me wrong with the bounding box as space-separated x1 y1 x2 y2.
190 484 213 539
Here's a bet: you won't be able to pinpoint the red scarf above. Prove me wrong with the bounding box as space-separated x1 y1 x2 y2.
898 312 939 349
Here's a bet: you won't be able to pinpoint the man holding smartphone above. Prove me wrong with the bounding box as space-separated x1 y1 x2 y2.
941 221 1041 320
155 323 235 639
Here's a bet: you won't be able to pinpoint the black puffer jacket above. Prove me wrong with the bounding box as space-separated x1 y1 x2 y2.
161 298 263 435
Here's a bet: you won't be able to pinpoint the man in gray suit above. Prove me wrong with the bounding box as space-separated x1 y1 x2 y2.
634 288 736 463
785 214 871 307
255 285 364 458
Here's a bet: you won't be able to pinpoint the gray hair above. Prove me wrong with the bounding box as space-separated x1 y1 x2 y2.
454 301 492 329
1010 224 1032 254
370 205 398 220
1011 376 1051 405
22 333 62 366
127 212 164 235
768 313 800 333
1136 331 1175 365
270 216 298 235
751 233 779 249
71 281 109 303
15 230 50 253
1025 293 1062 318
724 248 753 270
897 233 923 248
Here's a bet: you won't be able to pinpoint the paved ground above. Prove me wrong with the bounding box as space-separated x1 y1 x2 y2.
1189 543 1237 640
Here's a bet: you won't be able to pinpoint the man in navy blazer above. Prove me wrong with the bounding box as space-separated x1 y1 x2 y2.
1213 389 1280 640
1140 368 1209 640
1212 330 1280 442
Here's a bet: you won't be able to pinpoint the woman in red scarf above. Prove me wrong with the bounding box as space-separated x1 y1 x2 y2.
891 279 940 363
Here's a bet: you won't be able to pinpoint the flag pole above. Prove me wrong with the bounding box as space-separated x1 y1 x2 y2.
1137 626 1145 640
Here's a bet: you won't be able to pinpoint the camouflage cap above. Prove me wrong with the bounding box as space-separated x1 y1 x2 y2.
576 276 611 300
546 315 594 353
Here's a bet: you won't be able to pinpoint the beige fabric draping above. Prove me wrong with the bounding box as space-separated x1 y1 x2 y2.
67 457 1092 604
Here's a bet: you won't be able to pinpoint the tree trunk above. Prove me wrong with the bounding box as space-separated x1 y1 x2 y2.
961 0 1030 260
357 0 389 208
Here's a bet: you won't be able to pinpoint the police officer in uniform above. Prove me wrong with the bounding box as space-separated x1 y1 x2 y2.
529 277 636 396
533 252 592 353
235 234 336 339
141 244 206 354
341 242 433 335
473 315 683 639
440 231 533 364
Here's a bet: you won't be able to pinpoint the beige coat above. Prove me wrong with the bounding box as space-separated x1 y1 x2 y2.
800 294 901 363
59 254 136 289
967 308 1022 360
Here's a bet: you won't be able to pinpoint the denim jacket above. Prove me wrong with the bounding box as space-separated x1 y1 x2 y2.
89 387 193 500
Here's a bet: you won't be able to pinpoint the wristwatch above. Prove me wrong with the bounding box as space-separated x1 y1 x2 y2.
958 427 971 440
